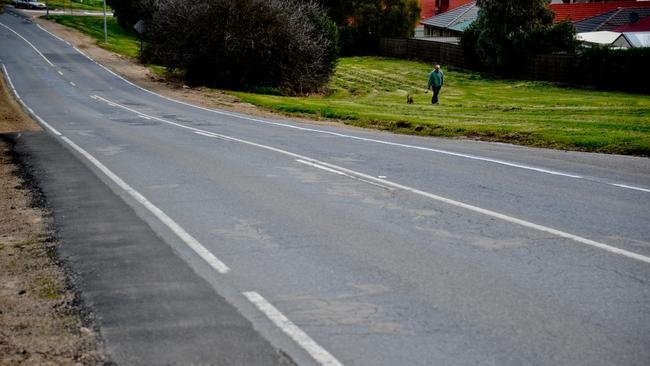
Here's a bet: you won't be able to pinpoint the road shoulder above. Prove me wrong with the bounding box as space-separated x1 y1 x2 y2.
1 67 107 364
1 53 293 364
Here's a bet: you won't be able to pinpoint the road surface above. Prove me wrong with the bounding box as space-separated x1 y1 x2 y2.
1 9 649 366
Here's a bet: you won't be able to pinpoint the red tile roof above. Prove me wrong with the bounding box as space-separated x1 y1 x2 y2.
448 0 474 13
613 15 650 32
420 0 437 19
550 1 650 23
419 0 474 19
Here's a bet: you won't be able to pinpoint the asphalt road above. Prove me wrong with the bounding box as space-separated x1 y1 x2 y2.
2 10 649 366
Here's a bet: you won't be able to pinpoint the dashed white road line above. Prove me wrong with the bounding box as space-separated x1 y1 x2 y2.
92 94 650 265
0 21 54 67
70 81 76 87
28 20 650 194
244 291 344 366
3 23 648 263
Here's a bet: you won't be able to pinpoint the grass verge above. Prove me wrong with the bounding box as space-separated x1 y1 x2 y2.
44 14 139 58
48 0 110 11
1 74 106 364
234 57 650 156
2 0 109 11
42 15 650 155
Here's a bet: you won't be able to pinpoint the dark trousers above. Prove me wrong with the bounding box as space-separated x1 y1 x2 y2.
431 86 441 104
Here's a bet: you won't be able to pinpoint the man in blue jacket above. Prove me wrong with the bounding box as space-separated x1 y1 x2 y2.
427 64 444 105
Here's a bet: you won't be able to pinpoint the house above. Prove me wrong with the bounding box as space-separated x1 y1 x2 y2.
613 14 650 32
415 0 650 42
549 1 650 23
577 30 650 48
620 31 650 47
415 0 475 38
419 0 437 20
434 0 475 15
419 2 477 38
574 7 650 32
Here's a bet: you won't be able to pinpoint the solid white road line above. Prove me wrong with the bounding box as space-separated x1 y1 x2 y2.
93 95 650 265
29 22 650 194
243 292 344 366
29 20 581 180
609 183 650 193
2 64 62 136
2 65 230 274
296 159 393 190
36 23 70 45
0 21 54 67
297 159 349 177
60 136 231 274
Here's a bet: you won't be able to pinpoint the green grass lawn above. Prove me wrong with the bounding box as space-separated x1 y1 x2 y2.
2 0 110 11
234 57 650 155
46 0 109 11
43 15 139 58
41 13 650 155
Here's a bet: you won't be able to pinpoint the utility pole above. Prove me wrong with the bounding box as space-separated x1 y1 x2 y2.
46 0 49 16
103 0 108 44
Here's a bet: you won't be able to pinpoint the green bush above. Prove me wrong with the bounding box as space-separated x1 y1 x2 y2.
462 0 575 76
143 0 338 94
574 47 650 93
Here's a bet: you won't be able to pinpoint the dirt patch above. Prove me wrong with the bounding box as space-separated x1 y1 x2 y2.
0 76 40 134
0 76 107 364
33 17 345 128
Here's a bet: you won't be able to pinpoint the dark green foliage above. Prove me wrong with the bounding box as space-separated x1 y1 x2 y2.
317 0 421 55
106 0 153 29
460 21 480 69
143 0 338 94
533 20 578 54
463 0 576 75
574 47 650 94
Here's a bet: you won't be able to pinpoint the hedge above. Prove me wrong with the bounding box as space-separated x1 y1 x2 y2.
573 47 650 94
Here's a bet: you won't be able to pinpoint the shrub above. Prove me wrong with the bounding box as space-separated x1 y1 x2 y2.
318 0 421 56
106 0 154 29
574 47 650 93
143 0 338 94
464 0 575 76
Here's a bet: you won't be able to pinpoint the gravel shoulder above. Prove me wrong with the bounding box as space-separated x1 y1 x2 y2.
0 67 107 365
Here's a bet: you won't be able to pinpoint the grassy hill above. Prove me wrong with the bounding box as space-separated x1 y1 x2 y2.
235 57 650 155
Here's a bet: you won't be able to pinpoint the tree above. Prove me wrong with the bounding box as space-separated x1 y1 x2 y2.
317 0 421 55
106 0 154 29
465 0 575 75
143 0 338 94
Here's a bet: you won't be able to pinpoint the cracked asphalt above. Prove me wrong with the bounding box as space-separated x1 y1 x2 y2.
1 9 649 366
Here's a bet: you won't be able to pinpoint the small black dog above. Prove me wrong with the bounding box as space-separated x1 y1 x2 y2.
406 94 414 104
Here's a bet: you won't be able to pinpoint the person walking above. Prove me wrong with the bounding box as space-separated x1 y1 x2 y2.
427 64 444 105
